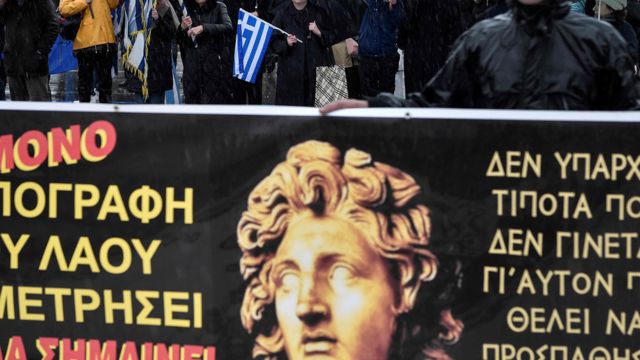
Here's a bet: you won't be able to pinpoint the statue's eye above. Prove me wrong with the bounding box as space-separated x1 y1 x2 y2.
329 264 356 284
279 271 300 292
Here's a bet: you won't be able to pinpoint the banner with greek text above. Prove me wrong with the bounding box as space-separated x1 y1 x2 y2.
1 104 639 360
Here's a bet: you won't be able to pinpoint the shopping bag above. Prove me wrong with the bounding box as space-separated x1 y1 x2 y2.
314 65 348 107
48 35 78 75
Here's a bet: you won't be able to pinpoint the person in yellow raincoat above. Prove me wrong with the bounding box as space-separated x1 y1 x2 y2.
60 0 119 102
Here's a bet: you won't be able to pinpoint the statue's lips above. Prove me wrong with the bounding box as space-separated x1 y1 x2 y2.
302 332 337 355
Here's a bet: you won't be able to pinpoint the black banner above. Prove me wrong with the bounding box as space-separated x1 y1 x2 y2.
1 105 639 360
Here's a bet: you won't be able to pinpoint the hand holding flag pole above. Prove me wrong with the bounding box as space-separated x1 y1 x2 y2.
181 16 199 47
270 24 303 44
176 0 198 46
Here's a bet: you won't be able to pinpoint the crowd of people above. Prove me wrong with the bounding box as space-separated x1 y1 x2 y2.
0 0 638 108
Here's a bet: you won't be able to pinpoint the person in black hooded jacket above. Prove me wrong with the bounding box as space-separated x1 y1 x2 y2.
322 0 639 112
270 0 335 106
177 0 233 104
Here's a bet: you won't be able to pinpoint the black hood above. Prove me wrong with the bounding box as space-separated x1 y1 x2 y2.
508 0 571 17
508 0 571 35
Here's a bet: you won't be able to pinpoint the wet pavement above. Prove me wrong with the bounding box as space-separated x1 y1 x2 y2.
49 60 183 103
50 70 137 103
45 50 404 104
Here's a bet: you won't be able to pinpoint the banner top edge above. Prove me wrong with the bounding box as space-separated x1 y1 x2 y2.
0 102 638 122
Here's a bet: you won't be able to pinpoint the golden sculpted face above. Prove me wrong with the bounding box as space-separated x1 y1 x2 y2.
273 214 397 360
237 141 461 359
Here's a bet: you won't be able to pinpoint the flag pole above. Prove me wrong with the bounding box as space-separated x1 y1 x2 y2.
270 24 303 44
240 8 302 44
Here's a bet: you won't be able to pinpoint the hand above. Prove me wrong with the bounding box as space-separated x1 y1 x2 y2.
181 16 192 30
287 34 297 46
346 37 358 56
308 21 321 37
187 25 203 37
251 11 258 17
319 99 369 115
388 0 396 10
151 8 159 20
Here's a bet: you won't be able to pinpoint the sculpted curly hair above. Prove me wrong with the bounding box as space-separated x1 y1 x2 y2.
237 140 462 359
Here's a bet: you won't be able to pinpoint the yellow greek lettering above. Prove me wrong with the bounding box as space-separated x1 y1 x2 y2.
1 233 29 269
97 185 129 221
129 186 163 224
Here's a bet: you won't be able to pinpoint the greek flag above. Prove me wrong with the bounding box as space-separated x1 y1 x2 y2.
123 0 153 85
113 5 124 38
165 57 182 104
123 0 181 101
177 0 188 19
233 9 273 84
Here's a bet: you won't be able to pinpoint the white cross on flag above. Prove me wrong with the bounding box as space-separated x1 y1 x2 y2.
233 9 273 84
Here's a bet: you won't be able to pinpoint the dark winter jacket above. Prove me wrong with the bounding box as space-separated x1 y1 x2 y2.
358 0 403 57
611 19 639 64
256 0 287 22
149 5 178 93
250 0 275 21
0 26 5 84
628 0 640 38
0 26 4 58
313 0 359 42
127 4 177 94
271 1 335 105
573 1 640 63
0 0 58 77
370 0 639 110
399 0 464 94
177 0 233 103
224 0 260 25
335 0 365 39
460 0 496 28
258 0 361 39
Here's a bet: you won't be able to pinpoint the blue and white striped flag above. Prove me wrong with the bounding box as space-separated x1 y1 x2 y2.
121 0 157 98
165 57 182 104
113 5 124 38
123 0 153 84
233 8 273 84
177 0 188 19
